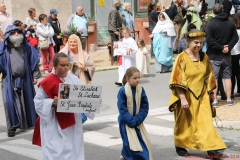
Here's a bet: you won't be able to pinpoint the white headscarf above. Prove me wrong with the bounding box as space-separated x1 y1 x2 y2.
152 12 176 37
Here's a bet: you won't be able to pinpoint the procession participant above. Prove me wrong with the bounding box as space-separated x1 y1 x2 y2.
150 12 176 73
59 34 94 123
117 67 152 160
181 6 202 35
0 24 40 137
136 39 150 77
169 29 226 158
32 52 95 160
59 34 94 85
114 28 138 86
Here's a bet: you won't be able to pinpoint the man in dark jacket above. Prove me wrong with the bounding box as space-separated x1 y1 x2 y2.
222 0 233 16
166 0 184 52
108 0 122 62
48 9 62 53
108 0 122 42
206 3 238 107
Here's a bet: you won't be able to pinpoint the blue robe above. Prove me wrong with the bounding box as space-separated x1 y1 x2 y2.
0 37 40 128
153 32 174 67
117 86 150 160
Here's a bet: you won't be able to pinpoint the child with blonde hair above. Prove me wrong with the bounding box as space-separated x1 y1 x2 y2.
136 39 150 77
117 67 152 160
114 28 138 86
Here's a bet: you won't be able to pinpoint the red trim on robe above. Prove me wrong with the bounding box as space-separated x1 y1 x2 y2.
32 74 76 146
117 38 124 66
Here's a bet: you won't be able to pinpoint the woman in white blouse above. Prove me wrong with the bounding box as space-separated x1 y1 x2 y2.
36 14 55 75
25 8 39 29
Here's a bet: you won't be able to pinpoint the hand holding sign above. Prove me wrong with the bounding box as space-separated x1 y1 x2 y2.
57 84 102 114
53 96 58 106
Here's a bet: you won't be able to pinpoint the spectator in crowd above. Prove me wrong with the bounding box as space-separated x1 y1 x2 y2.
0 25 40 137
178 23 196 54
48 9 62 53
148 2 158 58
199 0 208 19
108 0 122 61
25 8 39 29
25 8 39 49
223 0 233 16
169 29 226 158
229 14 240 97
156 3 162 15
181 6 202 35
13 20 25 33
36 14 55 75
206 3 238 106
121 2 135 38
67 6 89 51
13 20 39 50
0 2 13 43
166 0 184 53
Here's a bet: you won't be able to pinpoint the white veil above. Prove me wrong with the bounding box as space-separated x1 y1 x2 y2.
152 12 176 37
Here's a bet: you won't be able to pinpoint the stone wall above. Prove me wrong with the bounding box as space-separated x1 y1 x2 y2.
3 0 72 30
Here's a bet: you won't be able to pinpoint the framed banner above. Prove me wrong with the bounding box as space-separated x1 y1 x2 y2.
57 84 102 114
137 0 151 12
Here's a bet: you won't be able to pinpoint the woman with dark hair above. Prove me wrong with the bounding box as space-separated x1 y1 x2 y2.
169 29 226 158
199 0 208 19
148 2 158 58
13 20 25 32
33 52 95 159
36 14 55 75
229 14 240 97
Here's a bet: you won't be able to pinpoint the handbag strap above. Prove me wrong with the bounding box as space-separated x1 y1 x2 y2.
149 17 157 24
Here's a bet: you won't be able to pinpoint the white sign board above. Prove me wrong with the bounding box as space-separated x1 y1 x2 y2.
114 41 131 56
57 84 102 114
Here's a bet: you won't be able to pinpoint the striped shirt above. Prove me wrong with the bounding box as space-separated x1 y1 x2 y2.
0 11 13 34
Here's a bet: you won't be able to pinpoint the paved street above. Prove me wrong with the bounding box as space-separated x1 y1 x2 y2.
0 65 240 160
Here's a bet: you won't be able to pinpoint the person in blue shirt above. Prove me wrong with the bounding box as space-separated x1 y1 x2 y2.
67 6 88 51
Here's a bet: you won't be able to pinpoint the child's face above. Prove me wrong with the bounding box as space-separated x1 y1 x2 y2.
122 30 130 38
127 72 140 86
137 42 141 47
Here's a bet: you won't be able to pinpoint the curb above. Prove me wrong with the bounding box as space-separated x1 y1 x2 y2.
213 121 240 129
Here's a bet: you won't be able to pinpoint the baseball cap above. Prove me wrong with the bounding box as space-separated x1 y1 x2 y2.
50 9 59 14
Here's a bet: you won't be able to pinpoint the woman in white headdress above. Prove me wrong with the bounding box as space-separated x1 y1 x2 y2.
150 12 176 73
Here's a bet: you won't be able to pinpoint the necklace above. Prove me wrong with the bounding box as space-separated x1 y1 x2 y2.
185 50 201 70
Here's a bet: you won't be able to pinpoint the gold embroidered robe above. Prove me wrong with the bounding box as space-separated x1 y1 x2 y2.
169 51 226 151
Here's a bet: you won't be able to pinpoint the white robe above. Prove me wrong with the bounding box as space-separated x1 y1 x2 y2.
34 73 94 160
117 37 138 83
135 47 150 75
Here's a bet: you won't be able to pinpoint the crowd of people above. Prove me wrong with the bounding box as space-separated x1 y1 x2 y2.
0 0 239 159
